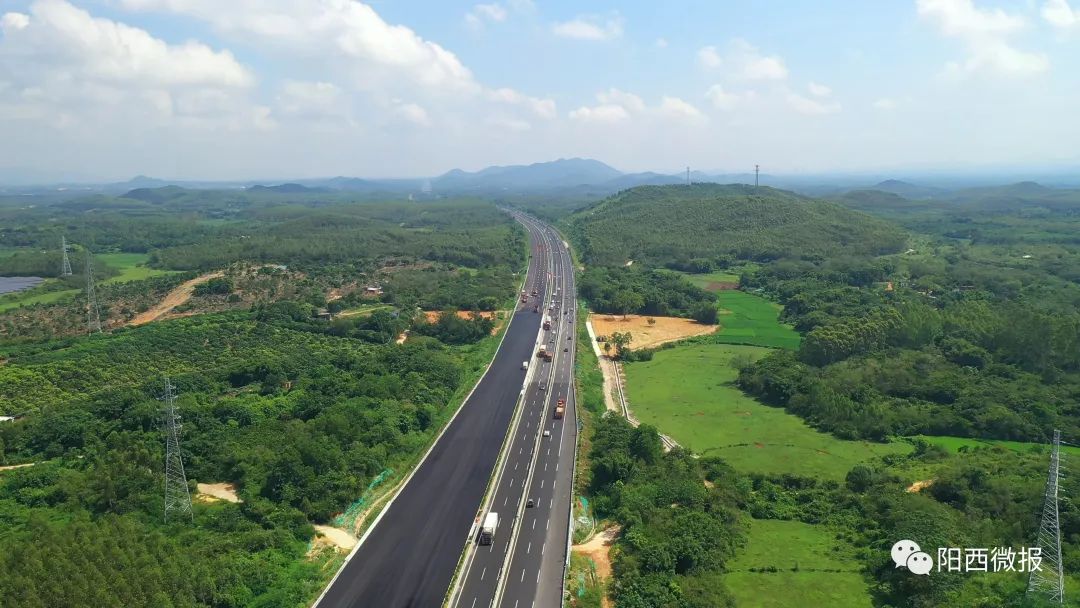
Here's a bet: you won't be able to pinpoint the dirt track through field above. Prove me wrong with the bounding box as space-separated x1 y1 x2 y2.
572 525 621 608
129 272 223 326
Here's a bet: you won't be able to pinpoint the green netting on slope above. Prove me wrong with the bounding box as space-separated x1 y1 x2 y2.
333 468 393 529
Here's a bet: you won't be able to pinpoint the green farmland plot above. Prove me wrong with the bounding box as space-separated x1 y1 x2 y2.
623 343 909 479
97 252 177 284
708 290 801 350
725 519 872 608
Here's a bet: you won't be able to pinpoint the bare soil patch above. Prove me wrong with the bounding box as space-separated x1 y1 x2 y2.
573 524 621 607
196 482 241 504
0 462 35 472
311 525 357 552
906 479 934 493
588 314 718 350
705 281 740 291
129 272 224 326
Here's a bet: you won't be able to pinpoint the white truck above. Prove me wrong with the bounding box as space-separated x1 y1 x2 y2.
479 512 499 545
521 360 529 370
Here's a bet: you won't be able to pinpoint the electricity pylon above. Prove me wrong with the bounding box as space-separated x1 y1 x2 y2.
1026 429 1064 605
163 377 193 522
85 252 102 334
60 236 72 276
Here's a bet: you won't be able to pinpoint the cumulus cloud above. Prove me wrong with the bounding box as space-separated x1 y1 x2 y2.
704 85 751 110
568 104 630 123
917 0 1048 76
466 3 507 28
2 0 253 89
658 96 705 122
596 88 645 113
807 82 832 97
787 92 840 115
487 87 556 119
698 45 722 68
395 102 430 126
1042 0 1080 29
118 0 478 93
552 14 623 40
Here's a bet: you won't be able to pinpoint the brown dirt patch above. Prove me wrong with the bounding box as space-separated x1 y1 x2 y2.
754 442 764 448
705 281 740 291
0 462 35 472
129 272 224 326
906 479 934 493
307 525 357 558
588 314 718 350
573 524 621 607
196 482 241 504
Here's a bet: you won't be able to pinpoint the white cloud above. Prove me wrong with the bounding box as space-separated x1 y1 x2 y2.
807 82 832 97
552 14 623 41
395 102 430 126
658 96 705 122
596 88 645 113
488 116 532 131
487 87 556 119
568 103 630 123
117 0 478 93
1042 0 1080 29
655 37 668 48
917 0 1047 76
2 0 253 89
872 97 898 110
277 80 348 120
466 3 507 28
704 84 749 110
787 93 840 115
698 45 722 68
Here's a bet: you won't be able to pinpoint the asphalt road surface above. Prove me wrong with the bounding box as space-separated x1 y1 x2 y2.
314 214 567 608
452 213 578 608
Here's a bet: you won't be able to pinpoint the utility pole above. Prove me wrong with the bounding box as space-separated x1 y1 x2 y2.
1027 429 1064 605
85 252 102 334
163 377 193 523
754 164 760 194
60 236 72 277
686 166 691 186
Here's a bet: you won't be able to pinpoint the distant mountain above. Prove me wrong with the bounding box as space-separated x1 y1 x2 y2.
120 185 190 204
566 183 907 267
861 179 946 199
432 158 622 192
248 183 326 194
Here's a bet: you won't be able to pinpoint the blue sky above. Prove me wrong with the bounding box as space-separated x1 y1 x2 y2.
1 0 1079 181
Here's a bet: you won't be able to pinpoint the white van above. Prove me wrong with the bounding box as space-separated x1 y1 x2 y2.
522 361 529 370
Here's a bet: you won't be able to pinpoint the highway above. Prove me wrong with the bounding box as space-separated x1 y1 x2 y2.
313 213 575 608
451 213 578 608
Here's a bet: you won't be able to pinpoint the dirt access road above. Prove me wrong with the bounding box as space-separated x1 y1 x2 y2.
129 272 223 326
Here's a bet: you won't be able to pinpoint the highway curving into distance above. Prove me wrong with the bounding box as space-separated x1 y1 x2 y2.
314 213 577 608
450 212 578 608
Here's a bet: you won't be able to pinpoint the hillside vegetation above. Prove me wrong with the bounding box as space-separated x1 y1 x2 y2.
567 184 907 268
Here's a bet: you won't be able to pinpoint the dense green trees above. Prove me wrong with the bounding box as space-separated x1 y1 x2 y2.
588 415 742 607
578 267 717 320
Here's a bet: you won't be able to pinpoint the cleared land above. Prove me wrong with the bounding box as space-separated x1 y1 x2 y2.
711 290 801 350
588 314 718 350
129 271 223 326
422 310 506 335
196 482 241 504
623 344 910 479
726 519 871 608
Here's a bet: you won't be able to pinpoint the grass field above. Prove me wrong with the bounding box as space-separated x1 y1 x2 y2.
97 252 177 284
909 434 1080 457
726 519 871 608
709 290 801 350
0 283 79 312
624 343 910 479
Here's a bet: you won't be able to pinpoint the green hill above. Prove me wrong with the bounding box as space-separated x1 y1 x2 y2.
566 183 907 267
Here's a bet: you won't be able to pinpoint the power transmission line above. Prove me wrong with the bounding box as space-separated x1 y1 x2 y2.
1026 429 1064 605
85 252 102 334
163 377 193 523
60 236 72 277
